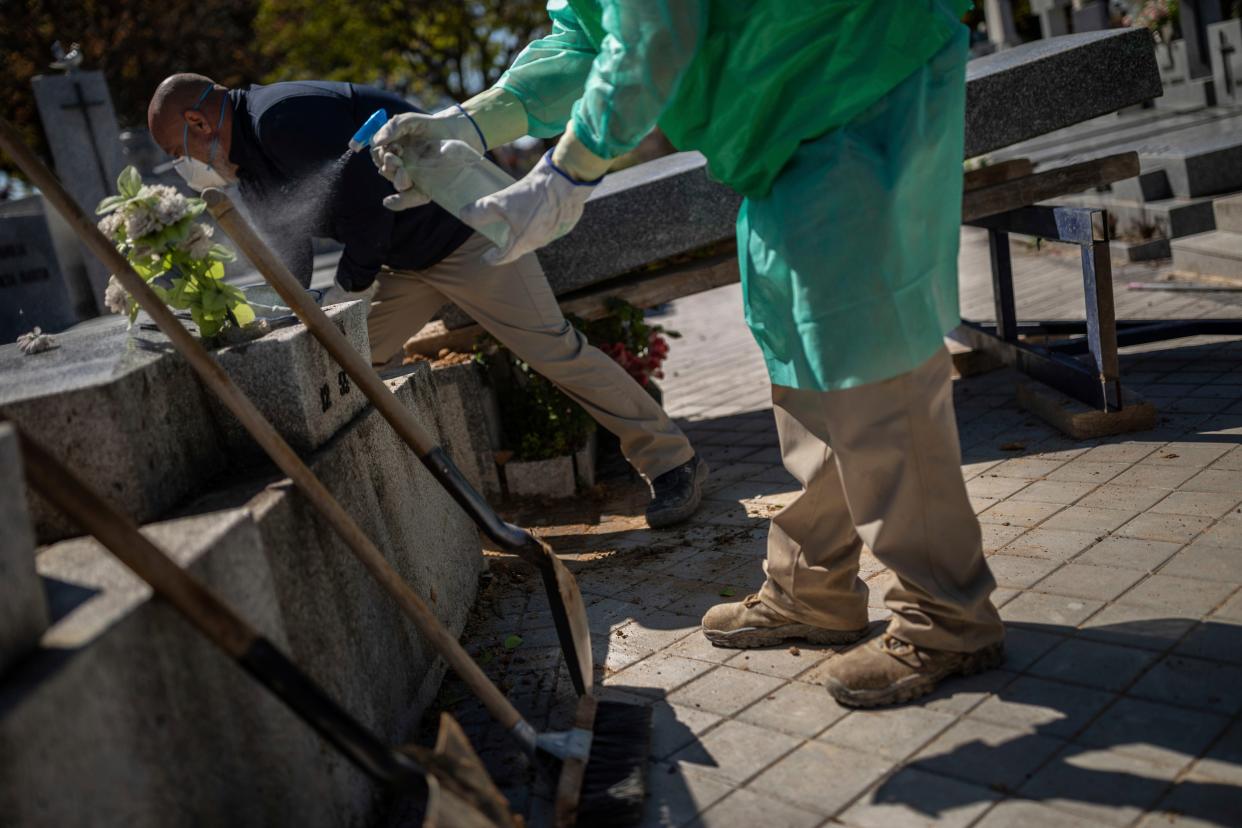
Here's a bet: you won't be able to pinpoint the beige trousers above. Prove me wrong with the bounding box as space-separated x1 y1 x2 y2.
365 233 694 481
758 347 1003 653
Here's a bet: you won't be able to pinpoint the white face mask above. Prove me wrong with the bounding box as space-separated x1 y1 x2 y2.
174 84 232 192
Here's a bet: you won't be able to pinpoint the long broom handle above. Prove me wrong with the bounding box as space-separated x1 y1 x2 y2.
204 188 533 552
15 425 422 786
0 116 524 734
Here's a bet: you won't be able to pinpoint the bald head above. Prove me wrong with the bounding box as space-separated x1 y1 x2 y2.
148 73 223 154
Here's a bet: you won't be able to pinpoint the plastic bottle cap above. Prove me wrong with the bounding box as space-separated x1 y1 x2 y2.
348 109 389 153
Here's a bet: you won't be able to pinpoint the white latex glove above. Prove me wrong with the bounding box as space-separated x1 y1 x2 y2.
370 108 483 211
460 151 598 265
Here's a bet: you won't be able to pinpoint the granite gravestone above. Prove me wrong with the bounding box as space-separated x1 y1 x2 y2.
31 67 125 313
0 197 85 342
1209 18 1242 106
0 423 49 676
1156 39 1218 108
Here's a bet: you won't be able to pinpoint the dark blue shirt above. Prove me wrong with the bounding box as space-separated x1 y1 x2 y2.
227 81 473 289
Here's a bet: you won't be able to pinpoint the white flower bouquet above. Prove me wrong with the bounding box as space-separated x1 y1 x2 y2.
97 166 255 339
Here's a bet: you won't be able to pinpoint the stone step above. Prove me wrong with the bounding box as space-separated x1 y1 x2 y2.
1048 190 1221 239
1 367 482 826
1213 193 1242 233
0 424 48 676
1170 230 1242 278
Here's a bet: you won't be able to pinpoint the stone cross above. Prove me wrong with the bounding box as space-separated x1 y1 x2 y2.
1210 18 1242 105
31 55 125 315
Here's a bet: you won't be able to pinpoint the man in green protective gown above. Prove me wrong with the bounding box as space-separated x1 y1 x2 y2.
373 0 1004 707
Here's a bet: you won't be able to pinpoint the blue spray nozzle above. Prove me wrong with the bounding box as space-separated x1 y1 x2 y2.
348 109 389 153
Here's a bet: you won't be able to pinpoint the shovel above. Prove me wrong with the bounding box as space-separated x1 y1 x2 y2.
14 424 519 828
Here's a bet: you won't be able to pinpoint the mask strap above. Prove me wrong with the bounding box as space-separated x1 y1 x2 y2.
182 84 221 165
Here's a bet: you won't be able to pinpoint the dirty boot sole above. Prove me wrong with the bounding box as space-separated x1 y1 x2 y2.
704 623 870 649
645 459 710 529
824 643 1004 708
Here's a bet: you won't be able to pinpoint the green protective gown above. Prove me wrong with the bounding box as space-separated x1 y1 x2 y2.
498 0 974 391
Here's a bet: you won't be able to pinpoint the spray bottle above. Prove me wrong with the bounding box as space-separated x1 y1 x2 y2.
350 109 515 250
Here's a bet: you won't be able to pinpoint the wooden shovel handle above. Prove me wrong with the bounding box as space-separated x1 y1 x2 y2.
0 116 524 735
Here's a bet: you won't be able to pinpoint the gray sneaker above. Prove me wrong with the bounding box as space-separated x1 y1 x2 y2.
646 454 709 528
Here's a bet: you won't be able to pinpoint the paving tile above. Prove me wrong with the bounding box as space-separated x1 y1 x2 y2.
1076 485 1170 513
839 767 999 828
1210 590 1242 622
1118 574 1237 617
605 653 718 698
819 706 958 761
665 629 736 665
1080 443 1160 463
726 644 831 680
910 668 1018 716
1193 518 1242 551
1027 638 1158 692
1077 697 1230 770
1000 592 1103 629
1018 745 1177 826
1179 468 1242 494
967 475 1032 500
650 703 723 761
1143 774 1242 828
998 528 1100 561
1001 627 1068 672
1175 619 1242 664
1106 464 1199 490
980 523 1029 553
909 718 1064 793
990 457 1066 480
1080 603 1199 651
1009 480 1097 505
1192 719 1242 786
970 676 1116 739
1031 563 1147 603
1159 541 1242 586
985 555 1061 589
973 798 1102 828
641 761 734 828
1115 512 1214 544
670 719 800 785
1139 443 1233 468
1210 446 1242 471
748 741 893 816
686 788 822 828
667 665 785 717
1038 506 1137 534
1045 460 1131 484
978 499 1064 528
1128 655 1242 715
736 679 851 739
1074 537 1182 571
1150 490 1242 519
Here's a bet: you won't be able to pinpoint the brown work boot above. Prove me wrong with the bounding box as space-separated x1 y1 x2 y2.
701 594 869 649
822 633 1004 708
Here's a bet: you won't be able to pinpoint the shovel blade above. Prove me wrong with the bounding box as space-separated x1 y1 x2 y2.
533 541 594 696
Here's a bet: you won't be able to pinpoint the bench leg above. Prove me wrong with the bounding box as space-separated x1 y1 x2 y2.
989 229 1017 343
1080 238 1122 411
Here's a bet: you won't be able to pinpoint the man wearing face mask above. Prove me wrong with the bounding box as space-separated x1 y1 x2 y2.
146 73 709 529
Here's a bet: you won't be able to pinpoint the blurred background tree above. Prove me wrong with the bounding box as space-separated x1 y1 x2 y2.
1 0 549 178
253 0 548 106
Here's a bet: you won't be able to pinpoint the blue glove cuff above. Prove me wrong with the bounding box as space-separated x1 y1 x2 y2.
455 104 488 151
544 149 604 187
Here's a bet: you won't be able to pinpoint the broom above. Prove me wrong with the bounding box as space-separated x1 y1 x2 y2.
13 423 518 828
203 187 651 826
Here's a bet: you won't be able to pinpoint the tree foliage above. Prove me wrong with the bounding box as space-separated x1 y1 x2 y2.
0 0 273 176
253 0 548 106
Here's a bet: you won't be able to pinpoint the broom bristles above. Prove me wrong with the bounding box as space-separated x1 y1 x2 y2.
576 701 652 827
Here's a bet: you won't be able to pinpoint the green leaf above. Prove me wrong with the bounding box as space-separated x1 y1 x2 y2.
117 166 143 199
95 194 128 215
231 302 256 327
718 587 736 598
208 244 236 262
184 200 207 220
205 261 225 281
502 634 523 651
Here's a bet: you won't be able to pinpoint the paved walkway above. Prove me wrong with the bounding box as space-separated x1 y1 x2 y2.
439 229 1242 827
